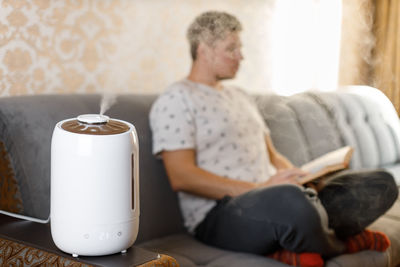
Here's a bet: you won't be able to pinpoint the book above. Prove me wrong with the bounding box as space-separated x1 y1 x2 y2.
298 146 354 185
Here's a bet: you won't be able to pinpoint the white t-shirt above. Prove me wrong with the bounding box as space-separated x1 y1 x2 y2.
149 79 277 232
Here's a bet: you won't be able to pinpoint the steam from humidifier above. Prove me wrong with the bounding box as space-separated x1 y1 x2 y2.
99 65 124 116
100 93 117 115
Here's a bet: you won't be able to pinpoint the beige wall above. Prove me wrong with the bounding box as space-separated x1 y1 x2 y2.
0 0 276 96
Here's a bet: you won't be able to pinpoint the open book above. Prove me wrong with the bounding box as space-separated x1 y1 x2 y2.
297 146 354 185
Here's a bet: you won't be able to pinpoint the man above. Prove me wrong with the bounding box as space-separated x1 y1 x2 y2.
149 11 398 267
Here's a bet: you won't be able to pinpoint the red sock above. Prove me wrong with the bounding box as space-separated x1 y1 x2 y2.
267 249 324 267
346 229 390 253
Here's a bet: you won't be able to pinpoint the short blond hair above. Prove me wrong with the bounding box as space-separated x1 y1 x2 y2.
187 11 242 60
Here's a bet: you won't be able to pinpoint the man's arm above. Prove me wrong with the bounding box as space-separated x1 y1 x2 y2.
162 149 256 199
265 134 294 170
161 149 304 199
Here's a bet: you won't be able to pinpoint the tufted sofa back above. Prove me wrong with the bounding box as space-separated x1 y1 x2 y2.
256 86 400 182
0 86 399 244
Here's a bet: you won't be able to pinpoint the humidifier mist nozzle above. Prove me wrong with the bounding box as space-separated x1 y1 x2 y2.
77 114 109 125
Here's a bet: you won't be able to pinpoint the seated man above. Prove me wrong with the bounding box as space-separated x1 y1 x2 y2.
149 11 398 267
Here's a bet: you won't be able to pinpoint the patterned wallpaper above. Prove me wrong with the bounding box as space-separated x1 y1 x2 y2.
0 0 275 96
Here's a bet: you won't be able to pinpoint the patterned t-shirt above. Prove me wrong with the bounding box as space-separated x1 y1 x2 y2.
149 79 277 233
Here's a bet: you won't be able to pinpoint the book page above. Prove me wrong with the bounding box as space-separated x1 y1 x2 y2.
301 146 353 173
299 146 353 184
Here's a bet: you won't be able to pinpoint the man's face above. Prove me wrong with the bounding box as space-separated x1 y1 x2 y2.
205 32 243 80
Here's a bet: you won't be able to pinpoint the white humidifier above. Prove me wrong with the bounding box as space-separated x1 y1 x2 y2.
50 114 140 257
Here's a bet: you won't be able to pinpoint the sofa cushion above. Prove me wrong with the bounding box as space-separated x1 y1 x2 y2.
370 196 400 266
255 94 310 166
137 233 288 267
205 252 289 267
317 92 400 169
317 91 400 186
286 93 343 160
255 93 344 166
339 94 382 168
308 93 363 169
324 250 388 267
138 232 389 267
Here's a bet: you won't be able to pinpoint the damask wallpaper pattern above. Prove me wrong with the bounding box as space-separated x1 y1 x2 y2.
0 0 273 96
1 0 134 95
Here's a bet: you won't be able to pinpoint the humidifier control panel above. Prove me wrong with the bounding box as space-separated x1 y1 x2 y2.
50 219 137 257
80 224 130 242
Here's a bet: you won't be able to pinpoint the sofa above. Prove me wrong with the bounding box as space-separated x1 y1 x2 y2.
0 85 399 267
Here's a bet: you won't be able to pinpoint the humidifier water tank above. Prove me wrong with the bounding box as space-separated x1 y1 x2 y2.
50 114 140 257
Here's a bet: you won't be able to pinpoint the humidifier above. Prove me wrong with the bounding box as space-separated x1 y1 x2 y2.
50 114 140 257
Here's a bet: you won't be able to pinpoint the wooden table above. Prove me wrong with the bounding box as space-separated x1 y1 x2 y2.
0 214 178 266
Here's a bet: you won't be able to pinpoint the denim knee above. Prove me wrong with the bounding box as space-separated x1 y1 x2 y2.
319 169 398 238
273 186 330 251
270 185 322 231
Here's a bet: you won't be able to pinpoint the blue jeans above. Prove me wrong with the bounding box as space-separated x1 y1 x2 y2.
194 170 398 257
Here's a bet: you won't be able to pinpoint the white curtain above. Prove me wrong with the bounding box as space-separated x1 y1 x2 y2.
269 0 342 96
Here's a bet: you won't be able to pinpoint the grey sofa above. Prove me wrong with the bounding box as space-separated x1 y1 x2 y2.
0 85 399 267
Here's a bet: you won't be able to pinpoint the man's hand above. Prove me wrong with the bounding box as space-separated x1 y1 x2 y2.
304 178 327 192
258 168 308 187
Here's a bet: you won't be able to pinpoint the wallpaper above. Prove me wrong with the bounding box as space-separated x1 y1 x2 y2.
0 0 276 96
0 0 372 96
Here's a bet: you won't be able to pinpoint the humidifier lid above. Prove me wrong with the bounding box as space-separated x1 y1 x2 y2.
61 114 130 135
